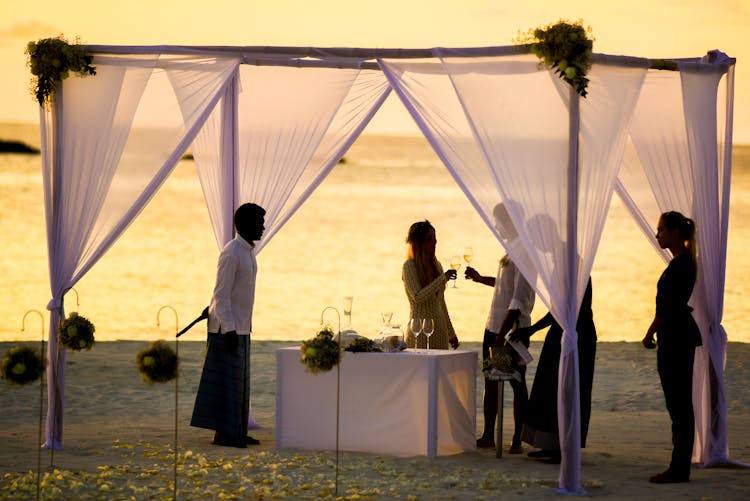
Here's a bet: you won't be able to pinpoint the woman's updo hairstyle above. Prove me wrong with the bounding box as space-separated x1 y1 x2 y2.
660 211 697 264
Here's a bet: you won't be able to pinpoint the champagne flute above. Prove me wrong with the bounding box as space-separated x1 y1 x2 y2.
449 255 462 288
423 318 435 351
463 246 474 265
409 317 423 351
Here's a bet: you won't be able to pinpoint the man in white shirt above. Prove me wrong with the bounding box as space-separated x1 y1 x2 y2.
465 202 535 453
191 203 265 448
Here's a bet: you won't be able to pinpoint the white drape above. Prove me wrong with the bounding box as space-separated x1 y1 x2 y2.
615 53 739 466
41 53 239 448
188 64 390 428
380 52 648 492
191 66 391 251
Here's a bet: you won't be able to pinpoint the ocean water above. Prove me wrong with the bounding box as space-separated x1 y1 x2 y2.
1 122 749 343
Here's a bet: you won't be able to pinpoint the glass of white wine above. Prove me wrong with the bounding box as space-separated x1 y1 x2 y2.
463 246 473 265
449 255 462 288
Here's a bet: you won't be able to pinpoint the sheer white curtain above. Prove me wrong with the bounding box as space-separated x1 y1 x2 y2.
189 64 390 428
381 52 647 492
41 53 239 448
191 65 391 251
615 55 740 466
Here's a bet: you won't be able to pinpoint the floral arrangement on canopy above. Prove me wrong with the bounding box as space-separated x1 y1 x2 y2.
135 341 179 384
59 311 96 351
300 326 341 374
26 35 96 106
517 19 594 97
1 346 46 385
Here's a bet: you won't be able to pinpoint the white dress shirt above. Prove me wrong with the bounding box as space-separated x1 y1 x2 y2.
207 235 257 335
486 240 535 334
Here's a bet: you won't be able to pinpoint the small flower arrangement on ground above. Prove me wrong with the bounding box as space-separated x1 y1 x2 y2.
59 312 95 351
1 346 46 385
26 35 96 106
482 344 520 381
344 337 382 353
136 341 179 384
517 20 594 97
300 326 341 374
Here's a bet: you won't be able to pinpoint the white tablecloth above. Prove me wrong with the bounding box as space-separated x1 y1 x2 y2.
276 347 477 457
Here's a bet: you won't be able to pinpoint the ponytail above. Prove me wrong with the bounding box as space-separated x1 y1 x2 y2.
661 211 697 265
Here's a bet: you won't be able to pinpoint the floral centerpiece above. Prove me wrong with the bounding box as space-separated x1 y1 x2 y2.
26 35 96 106
482 343 520 381
1 346 46 385
300 326 341 374
344 337 382 353
135 341 179 384
517 20 594 97
59 311 96 351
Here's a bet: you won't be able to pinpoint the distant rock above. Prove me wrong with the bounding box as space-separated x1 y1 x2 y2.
0 140 39 154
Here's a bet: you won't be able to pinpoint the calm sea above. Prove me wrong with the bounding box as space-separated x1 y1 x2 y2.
2 122 749 343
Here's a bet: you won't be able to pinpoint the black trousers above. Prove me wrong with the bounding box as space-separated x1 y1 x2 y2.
657 342 696 476
480 329 527 441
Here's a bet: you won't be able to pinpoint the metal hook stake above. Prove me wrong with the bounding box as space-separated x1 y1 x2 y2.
22 309 46 501
319 305 342 496
61 286 80 307
156 305 180 501
320 306 341 334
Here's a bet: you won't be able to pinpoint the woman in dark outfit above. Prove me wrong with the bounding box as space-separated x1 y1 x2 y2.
642 211 702 484
510 278 597 464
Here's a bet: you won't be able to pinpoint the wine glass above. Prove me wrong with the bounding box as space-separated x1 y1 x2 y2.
423 318 435 351
381 311 393 328
343 296 353 326
449 255 462 288
463 246 474 265
409 317 423 351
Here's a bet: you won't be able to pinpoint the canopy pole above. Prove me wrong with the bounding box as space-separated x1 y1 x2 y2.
559 84 582 493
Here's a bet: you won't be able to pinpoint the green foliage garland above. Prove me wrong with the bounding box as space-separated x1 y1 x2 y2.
518 20 593 97
1 346 46 385
300 326 341 374
136 341 179 384
26 35 96 106
59 311 96 351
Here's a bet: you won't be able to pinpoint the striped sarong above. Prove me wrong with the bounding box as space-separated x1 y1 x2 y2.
190 332 250 439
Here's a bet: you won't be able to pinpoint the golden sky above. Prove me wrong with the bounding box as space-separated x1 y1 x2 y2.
1 0 747 141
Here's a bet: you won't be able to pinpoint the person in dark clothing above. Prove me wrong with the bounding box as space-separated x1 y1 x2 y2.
509 278 597 464
642 211 701 483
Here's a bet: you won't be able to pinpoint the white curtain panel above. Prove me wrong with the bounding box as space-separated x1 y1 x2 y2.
191 66 391 251
41 53 239 448
381 52 647 492
616 57 737 466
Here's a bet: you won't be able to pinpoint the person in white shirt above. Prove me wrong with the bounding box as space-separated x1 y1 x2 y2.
465 202 535 453
191 203 265 448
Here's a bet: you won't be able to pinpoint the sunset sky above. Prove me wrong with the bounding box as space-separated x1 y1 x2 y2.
1 0 747 141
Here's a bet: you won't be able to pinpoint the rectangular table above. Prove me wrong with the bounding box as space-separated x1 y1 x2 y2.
276 347 477 457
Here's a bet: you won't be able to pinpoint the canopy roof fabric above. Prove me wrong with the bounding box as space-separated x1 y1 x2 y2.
38 43 736 493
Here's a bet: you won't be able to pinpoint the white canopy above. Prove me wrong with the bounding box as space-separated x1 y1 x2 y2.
38 43 736 493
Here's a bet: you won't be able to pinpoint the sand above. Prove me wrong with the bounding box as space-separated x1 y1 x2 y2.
1 340 749 500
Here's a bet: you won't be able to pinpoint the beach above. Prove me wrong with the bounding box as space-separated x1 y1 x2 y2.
1 340 749 499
